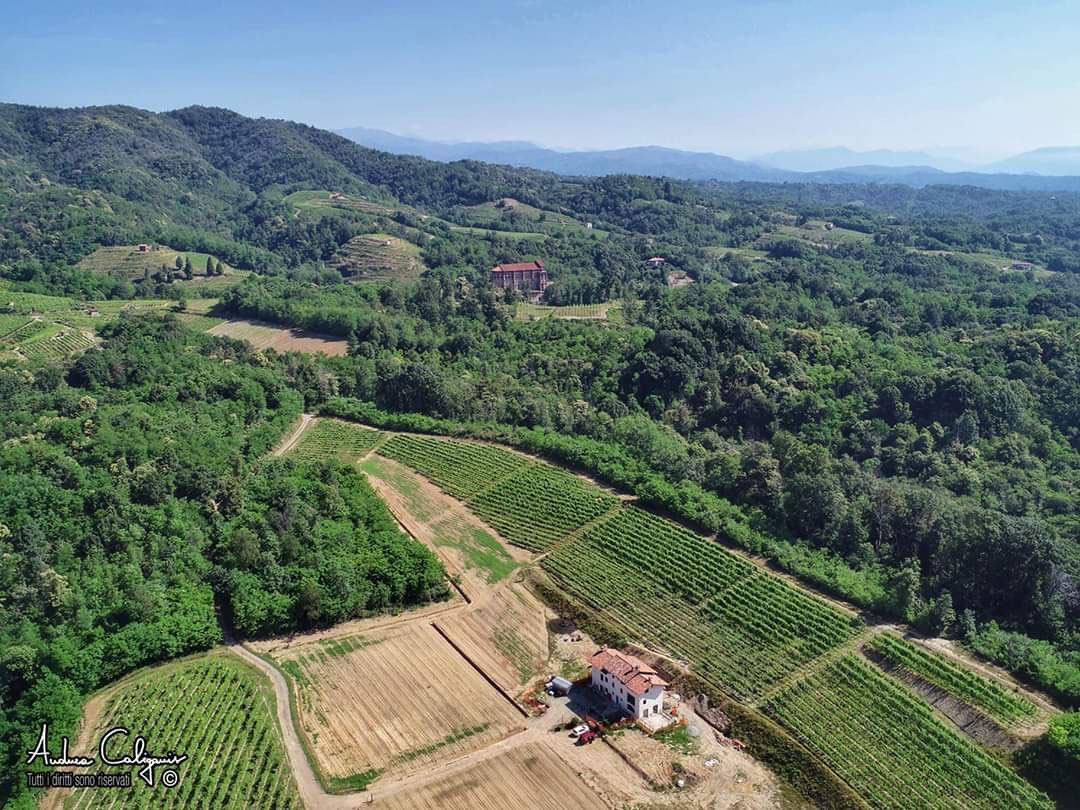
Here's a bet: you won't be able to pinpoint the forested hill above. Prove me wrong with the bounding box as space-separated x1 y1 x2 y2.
5 102 1080 283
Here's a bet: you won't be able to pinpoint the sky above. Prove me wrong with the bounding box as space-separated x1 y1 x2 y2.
2 0 1078 161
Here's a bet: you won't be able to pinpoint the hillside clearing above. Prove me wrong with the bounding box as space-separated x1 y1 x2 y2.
515 301 624 321
331 232 425 282
207 318 349 355
75 244 246 289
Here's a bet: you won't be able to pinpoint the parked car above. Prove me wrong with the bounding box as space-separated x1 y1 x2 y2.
570 724 590 738
575 731 598 745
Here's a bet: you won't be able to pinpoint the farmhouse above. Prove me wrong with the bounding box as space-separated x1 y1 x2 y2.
490 260 548 303
590 648 667 720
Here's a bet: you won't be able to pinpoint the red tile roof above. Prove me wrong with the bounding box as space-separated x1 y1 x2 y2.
590 648 668 697
491 261 545 273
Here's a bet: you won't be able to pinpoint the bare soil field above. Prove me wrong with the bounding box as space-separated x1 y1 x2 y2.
271 622 525 787
374 741 607 810
436 581 551 694
598 717 790 810
207 318 349 355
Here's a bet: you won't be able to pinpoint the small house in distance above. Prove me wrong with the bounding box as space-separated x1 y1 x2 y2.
490 260 548 303
590 648 667 720
645 256 666 269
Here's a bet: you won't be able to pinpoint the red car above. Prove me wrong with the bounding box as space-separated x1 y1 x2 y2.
575 731 598 745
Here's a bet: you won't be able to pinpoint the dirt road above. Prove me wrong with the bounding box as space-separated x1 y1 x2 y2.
272 413 315 457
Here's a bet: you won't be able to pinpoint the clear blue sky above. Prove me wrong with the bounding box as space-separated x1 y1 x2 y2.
3 0 1078 159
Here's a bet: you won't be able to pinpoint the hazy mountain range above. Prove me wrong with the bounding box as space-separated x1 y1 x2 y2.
337 127 1080 191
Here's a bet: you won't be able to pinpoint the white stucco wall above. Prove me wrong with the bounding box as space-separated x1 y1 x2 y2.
591 666 665 718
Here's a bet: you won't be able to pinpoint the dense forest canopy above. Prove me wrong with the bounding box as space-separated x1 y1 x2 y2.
3 101 1080 804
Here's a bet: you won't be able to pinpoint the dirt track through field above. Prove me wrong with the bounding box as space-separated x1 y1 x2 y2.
272 413 315 456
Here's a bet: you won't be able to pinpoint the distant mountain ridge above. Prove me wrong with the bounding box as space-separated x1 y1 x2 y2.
337 127 1080 191
985 146 1080 177
754 146 973 173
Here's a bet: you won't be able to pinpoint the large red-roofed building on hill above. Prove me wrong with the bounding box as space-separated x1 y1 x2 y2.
490 260 548 303
590 648 668 719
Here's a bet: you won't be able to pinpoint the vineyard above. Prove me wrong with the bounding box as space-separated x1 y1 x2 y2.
541 506 856 699
514 302 623 322
868 633 1038 726
66 654 301 810
763 655 1052 810
378 434 619 552
379 434 531 499
16 327 97 361
330 233 425 283
0 318 46 356
365 431 1053 809
469 463 619 551
288 419 383 463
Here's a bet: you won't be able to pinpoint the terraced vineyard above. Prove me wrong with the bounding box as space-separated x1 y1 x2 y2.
542 506 855 699
379 434 531 500
868 633 1038 726
331 233 424 282
67 655 301 810
289 420 383 463
18 328 97 361
763 655 1052 810
379 434 618 551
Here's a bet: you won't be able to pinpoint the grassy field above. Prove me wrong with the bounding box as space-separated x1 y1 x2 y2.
283 190 395 219
705 245 771 261
458 198 609 238
447 225 548 241
911 248 1054 276
773 221 874 246
359 453 521 585
57 652 302 810
331 233 425 282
